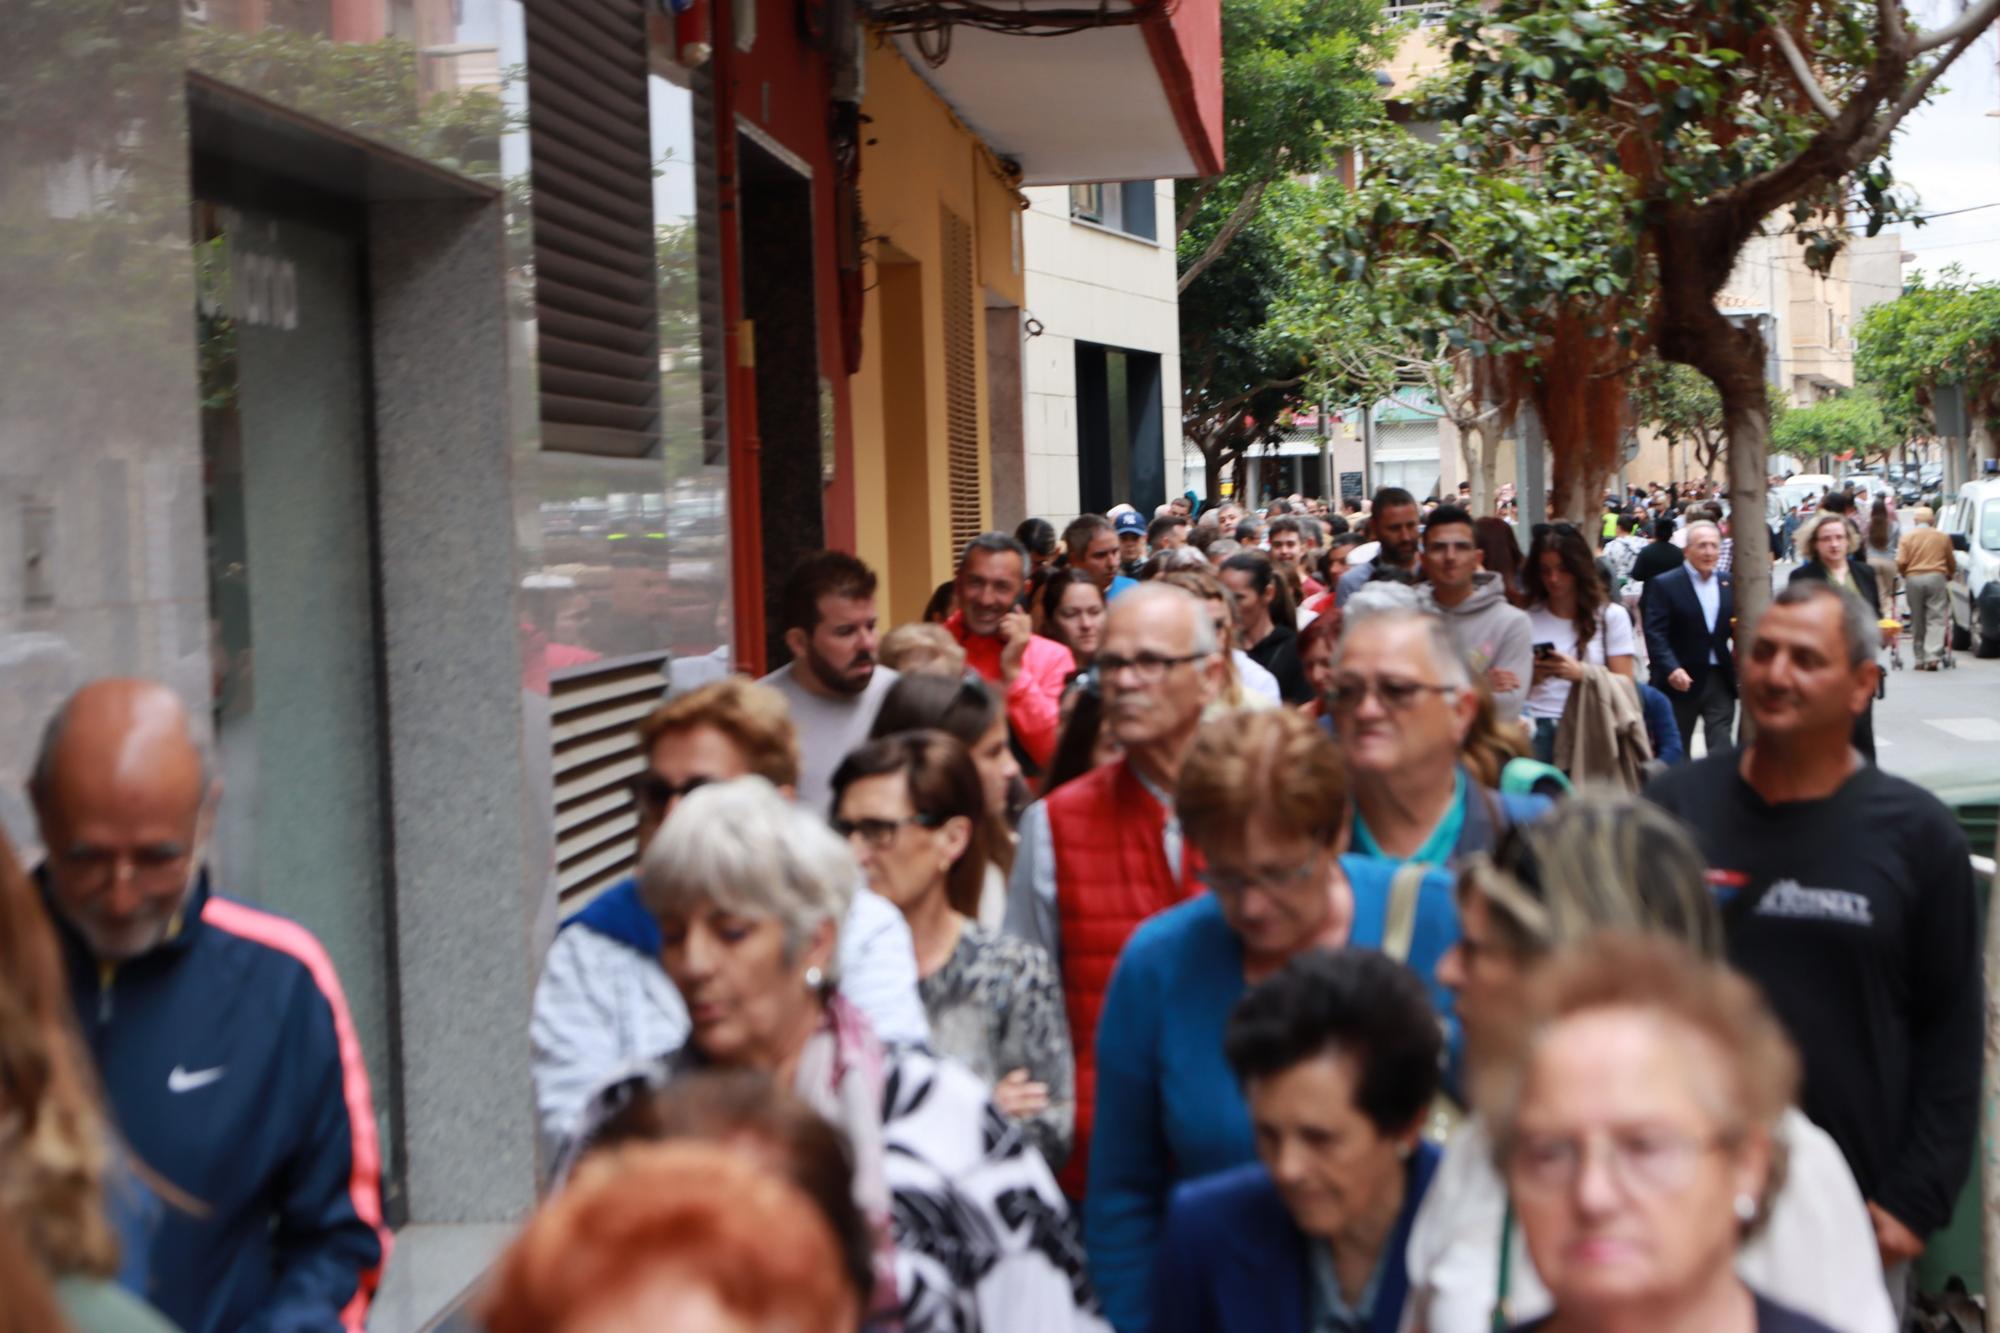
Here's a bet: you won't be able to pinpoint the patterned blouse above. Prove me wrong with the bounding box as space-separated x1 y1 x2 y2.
918 924 1074 1171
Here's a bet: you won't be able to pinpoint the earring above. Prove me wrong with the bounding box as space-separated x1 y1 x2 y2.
804 966 824 990
1733 1192 1757 1223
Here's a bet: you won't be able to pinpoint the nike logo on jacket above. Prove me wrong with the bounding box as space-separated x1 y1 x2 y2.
43 870 389 1333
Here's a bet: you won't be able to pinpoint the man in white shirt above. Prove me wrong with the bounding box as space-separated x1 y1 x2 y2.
1641 520 1736 756
759 551 899 813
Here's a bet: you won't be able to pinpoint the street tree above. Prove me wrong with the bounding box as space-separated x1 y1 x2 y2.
1855 268 2000 444
1431 0 2000 629
1633 357 1726 482
1770 390 1894 473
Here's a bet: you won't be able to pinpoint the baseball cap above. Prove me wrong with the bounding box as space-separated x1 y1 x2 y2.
1114 511 1147 536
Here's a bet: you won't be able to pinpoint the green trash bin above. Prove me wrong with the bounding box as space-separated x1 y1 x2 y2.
1913 797 1998 1299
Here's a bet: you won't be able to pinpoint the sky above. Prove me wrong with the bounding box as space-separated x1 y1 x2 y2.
1882 25 2000 283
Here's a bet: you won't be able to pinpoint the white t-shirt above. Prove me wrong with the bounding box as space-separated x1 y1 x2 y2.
1523 603 1635 720
759 662 900 815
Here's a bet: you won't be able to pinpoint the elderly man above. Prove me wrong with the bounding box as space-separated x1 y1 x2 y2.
1896 505 1955 670
1329 599 1545 868
1646 583 1980 1309
29 679 389 1332
531 678 925 1151
1643 518 1736 755
1007 582 1225 1195
943 531 1076 768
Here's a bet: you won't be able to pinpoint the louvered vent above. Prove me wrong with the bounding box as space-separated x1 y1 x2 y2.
942 207 982 550
693 65 730 467
526 0 663 457
551 652 671 909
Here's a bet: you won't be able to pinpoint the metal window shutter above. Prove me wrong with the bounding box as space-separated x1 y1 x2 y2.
942 206 982 551
693 64 730 466
526 0 664 458
550 652 671 909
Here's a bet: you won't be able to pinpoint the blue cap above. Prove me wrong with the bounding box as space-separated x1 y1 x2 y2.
1114 511 1147 536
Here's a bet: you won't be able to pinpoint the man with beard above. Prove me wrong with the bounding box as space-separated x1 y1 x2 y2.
760 551 897 812
1336 487 1423 606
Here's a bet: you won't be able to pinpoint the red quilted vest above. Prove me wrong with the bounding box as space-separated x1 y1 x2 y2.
1047 759 1202 1198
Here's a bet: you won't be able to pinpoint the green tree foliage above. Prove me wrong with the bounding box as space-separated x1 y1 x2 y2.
1855 269 2000 440
1632 357 1725 479
1770 390 1892 469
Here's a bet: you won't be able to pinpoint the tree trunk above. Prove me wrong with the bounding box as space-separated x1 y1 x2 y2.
1456 423 1478 509
1476 417 1503 518
1718 375 1773 659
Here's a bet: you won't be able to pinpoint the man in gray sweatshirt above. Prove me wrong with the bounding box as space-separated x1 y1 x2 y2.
1419 503 1534 724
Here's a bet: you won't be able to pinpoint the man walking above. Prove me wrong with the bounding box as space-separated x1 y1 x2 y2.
1419 502 1534 723
1628 515 1686 588
1336 487 1422 604
30 680 389 1332
944 532 1076 768
1645 582 1979 1302
1006 583 1223 1195
759 551 898 811
1896 505 1954 670
1642 519 1735 755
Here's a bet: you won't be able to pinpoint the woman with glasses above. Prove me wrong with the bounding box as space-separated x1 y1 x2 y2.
1083 709 1458 1333
566 776 1105 1333
1485 934 1837 1333
1404 795 1890 1333
1787 510 1885 762
1521 525 1634 765
872 672 1023 927
831 732 1073 1169
1041 567 1108 669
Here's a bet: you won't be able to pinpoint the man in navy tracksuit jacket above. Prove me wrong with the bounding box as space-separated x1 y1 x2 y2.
32 680 389 1332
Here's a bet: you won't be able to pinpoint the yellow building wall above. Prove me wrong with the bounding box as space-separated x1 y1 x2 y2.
851 39 1028 623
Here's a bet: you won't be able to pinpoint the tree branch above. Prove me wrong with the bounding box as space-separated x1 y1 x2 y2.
1176 177 1221 236
1912 0 2000 54
1855 27 1987 160
1770 26 1841 122
1178 176 1273 294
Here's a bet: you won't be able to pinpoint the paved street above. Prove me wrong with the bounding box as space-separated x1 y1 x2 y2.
1874 645 2000 798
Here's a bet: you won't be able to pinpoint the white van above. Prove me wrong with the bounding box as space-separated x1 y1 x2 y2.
1941 478 2000 655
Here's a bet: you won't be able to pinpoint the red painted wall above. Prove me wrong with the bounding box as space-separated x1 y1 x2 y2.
1143 0 1225 177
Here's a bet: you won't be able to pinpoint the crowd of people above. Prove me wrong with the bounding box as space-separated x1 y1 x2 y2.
0 479 1983 1333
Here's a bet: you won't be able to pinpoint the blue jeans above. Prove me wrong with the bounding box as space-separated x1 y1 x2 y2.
1532 717 1559 764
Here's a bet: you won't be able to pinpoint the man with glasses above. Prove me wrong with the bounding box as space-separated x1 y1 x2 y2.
1419 502 1533 724
29 679 388 1332
530 678 925 1153
1006 582 1225 1196
1330 599 1546 869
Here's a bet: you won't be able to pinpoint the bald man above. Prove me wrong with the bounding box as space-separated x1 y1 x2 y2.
30 680 389 1333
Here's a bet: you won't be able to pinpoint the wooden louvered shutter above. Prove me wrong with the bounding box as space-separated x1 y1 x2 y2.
550 653 671 908
526 0 663 457
941 207 982 550
693 65 730 467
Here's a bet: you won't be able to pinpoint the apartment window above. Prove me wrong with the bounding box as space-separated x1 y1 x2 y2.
1069 181 1157 242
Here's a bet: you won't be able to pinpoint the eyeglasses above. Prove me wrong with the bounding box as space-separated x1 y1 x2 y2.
1329 676 1458 712
1198 860 1323 898
1097 651 1211 683
633 773 711 811
54 844 196 894
1506 1126 1735 1199
831 813 943 848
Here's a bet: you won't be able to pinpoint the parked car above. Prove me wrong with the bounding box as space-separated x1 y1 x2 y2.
1942 478 2000 656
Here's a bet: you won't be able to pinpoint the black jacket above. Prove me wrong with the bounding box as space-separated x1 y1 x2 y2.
1642 564 1735 694
1246 624 1313 705
1788 558 1881 618
1628 538 1685 585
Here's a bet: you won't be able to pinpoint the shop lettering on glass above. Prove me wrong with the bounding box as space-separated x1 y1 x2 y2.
215 212 300 331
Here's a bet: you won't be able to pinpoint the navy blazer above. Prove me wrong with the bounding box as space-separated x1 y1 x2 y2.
1642 563 1735 693
1150 1144 1440 1333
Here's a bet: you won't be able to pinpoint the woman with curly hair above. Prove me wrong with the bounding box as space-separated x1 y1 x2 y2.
1521 525 1635 764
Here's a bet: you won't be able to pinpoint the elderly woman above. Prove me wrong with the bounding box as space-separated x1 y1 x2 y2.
1041 568 1108 669
568 777 1105 1333
1152 951 1443 1333
1085 709 1458 1333
1787 510 1884 762
1485 934 1837 1333
832 732 1073 1168
1403 796 1892 1333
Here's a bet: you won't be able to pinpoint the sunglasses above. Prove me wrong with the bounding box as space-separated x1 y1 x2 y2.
633 773 712 810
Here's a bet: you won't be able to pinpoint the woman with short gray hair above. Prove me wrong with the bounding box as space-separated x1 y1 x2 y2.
571 776 1106 1333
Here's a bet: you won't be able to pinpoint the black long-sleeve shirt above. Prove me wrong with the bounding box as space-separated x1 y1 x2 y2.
1645 756 1982 1236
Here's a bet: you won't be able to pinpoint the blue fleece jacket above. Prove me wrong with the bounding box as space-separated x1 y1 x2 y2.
1083 856 1460 1333
46 871 388 1333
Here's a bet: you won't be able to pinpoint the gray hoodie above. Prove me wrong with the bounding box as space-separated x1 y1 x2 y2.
1424 571 1534 722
